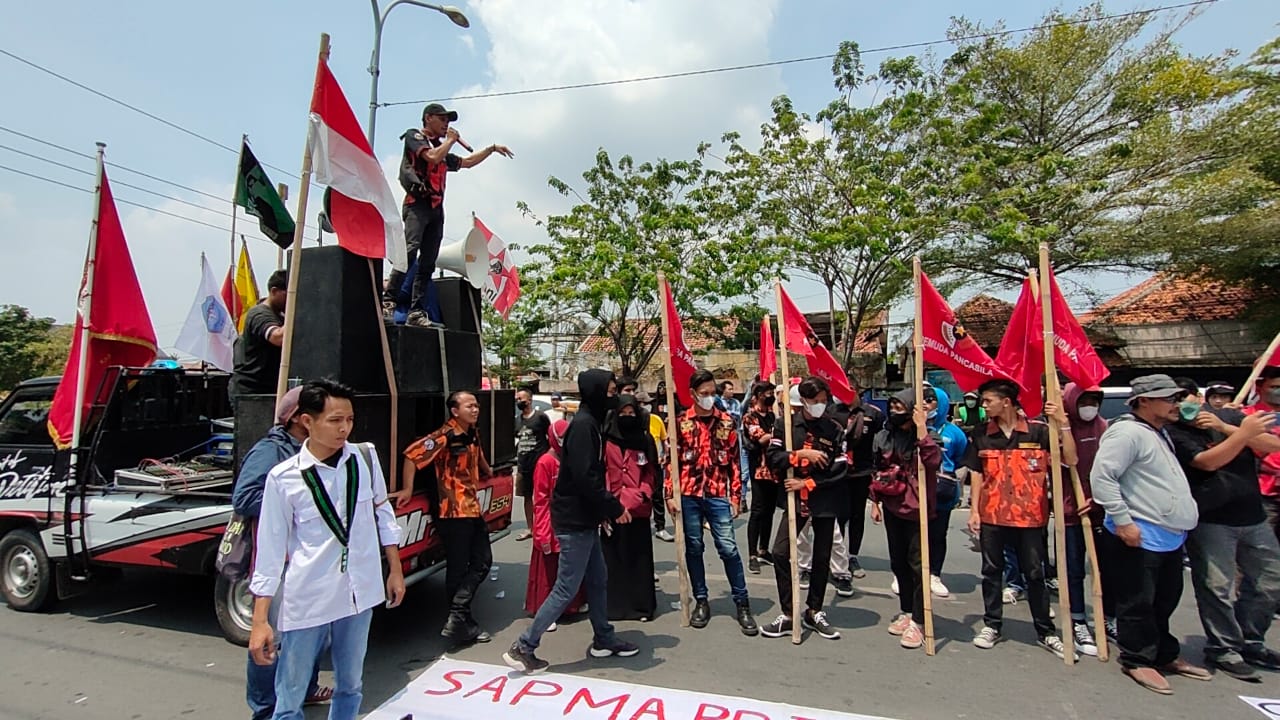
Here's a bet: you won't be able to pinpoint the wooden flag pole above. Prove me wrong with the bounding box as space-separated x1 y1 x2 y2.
912 257 936 656
229 135 245 275
1234 329 1280 406
1029 269 1108 662
276 182 289 270
773 281 802 644
1038 244 1075 666
275 33 328 405
69 142 107 476
369 258 400 489
657 272 692 626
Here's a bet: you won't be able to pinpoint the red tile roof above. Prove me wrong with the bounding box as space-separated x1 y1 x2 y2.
954 294 1015 349
1080 273 1258 326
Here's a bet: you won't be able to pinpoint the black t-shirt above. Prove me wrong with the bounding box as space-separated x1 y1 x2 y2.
399 129 461 207
1166 409 1265 526
516 410 551 477
231 303 283 396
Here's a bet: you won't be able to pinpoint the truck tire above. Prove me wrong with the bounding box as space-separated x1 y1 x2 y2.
0 529 54 611
214 573 253 647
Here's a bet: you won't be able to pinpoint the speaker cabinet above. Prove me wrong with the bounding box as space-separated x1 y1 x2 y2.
288 246 385 393
434 277 483 335
385 324 482 394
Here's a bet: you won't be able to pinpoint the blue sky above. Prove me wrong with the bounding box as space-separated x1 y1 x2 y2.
0 0 1273 355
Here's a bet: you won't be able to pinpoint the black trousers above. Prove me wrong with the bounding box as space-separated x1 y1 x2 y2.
652 466 666 532
436 517 492 622
928 506 952 577
884 513 925 624
1105 531 1184 669
772 513 835 616
980 525 1055 638
844 473 872 556
747 479 780 557
384 201 444 313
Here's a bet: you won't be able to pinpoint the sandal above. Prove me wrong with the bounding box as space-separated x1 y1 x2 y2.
304 686 334 706
515 530 533 541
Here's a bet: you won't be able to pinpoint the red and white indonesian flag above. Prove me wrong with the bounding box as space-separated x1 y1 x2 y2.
471 216 520 319
308 57 407 271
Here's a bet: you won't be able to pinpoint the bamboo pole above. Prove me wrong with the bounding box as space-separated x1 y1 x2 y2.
69 143 107 468
912 257 936 656
1234 329 1280 406
1039 244 1075 666
773 281 802 644
275 33 329 405
657 272 692 626
370 259 399 489
276 182 288 270
229 135 244 281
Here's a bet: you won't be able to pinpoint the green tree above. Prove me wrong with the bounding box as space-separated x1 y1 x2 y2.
0 305 60 389
714 44 949 368
481 303 544 387
935 3 1243 282
518 149 781 377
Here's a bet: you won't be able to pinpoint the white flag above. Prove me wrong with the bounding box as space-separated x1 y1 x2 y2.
175 254 238 372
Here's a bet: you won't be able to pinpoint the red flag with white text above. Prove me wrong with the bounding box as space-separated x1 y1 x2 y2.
661 280 697 407
1045 269 1110 388
919 271 1012 393
778 286 855 404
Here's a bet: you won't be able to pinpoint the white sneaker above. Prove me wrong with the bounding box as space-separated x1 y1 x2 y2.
1002 587 1022 605
973 626 1002 649
547 622 558 633
655 529 675 542
1039 634 1079 662
1049 604 1056 619
930 575 950 598
891 577 899 595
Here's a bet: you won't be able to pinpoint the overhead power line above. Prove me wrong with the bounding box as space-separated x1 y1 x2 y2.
382 0 1219 107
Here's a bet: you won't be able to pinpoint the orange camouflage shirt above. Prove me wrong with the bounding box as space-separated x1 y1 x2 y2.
666 407 742 505
404 418 486 519
964 418 1051 528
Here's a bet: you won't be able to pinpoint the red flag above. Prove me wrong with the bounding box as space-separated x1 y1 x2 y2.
219 266 242 329
1270 346 1280 368
1045 269 1110 388
308 56 407 270
919 271 1011 393
759 315 777 380
995 278 1044 418
48 169 157 448
661 280 697 407
473 216 521 319
777 286 855 404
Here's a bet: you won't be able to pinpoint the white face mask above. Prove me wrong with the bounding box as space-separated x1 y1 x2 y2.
805 401 827 418
696 395 716 411
1077 406 1099 422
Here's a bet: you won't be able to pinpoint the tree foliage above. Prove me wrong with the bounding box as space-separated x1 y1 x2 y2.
518 149 781 377
0 305 66 390
481 303 544 387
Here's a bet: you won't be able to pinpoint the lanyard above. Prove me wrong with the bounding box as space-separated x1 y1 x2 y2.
301 455 360 573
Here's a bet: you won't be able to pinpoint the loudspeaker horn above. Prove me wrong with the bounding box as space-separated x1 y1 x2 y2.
438 227 489 289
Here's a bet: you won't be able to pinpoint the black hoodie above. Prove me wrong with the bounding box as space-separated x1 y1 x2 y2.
552 369 625 530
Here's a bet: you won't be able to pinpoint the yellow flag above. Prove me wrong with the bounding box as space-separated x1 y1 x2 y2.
233 240 259 333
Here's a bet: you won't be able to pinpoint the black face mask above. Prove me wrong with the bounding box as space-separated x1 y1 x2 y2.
517 400 530 411
618 415 641 434
605 395 621 412
888 411 911 428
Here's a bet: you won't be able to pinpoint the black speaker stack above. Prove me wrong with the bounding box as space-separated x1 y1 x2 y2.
234 247 515 472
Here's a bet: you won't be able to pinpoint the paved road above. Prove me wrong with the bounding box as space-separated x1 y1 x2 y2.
1 508 1277 720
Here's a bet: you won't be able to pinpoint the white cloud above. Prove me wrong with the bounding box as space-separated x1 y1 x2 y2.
458 34 475 54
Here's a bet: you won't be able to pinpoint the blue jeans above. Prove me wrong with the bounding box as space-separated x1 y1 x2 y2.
519 528 617 652
247 651 322 720
681 496 749 604
272 609 371 720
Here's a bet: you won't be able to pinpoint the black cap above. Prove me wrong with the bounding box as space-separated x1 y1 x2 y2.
422 102 458 122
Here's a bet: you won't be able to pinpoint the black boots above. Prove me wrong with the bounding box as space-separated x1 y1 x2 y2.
736 601 759 636
690 599 711 628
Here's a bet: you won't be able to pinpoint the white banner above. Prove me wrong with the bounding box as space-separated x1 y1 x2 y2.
364 657 893 720
1242 696 1280 719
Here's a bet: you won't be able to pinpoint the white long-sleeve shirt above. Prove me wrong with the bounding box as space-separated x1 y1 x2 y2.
249 440 403 632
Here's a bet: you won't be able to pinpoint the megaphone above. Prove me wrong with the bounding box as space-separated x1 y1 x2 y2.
437 227 489 289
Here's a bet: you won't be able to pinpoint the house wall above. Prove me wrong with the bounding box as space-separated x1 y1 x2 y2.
1107 321 1265 368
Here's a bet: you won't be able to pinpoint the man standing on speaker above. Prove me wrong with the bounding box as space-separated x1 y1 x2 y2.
400 390 495 646
231 270 288 402
385 103 515 329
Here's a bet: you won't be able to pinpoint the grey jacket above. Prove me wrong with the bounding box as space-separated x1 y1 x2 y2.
1091 416 1198 531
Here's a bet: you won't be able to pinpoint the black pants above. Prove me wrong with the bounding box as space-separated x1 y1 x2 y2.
1105 531 1184 669
1263 496 1280 547
772 513 835 616
436 517 492 622
928 506 952 577
384 201 444 313
652 466 666 532
844 474 871 556
884 512 925 624
747 479 780 557
980 524 1055 638
1092 520 1118 619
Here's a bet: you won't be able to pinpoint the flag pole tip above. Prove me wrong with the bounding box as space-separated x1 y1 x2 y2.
95 142 106 150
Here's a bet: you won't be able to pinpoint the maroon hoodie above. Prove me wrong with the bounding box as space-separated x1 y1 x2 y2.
1062 382 1108 524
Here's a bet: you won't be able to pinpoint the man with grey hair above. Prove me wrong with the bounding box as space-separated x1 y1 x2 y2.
1092 374 1207 695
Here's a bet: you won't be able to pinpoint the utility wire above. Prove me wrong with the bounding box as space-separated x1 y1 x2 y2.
381 0 1219 107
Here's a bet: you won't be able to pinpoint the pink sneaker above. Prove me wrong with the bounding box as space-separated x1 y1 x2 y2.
887 613 912 636
900 621 924 649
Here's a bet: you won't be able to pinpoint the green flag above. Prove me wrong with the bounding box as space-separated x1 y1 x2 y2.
234 141 295 249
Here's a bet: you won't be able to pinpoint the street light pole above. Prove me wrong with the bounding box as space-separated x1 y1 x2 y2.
367 0 470 149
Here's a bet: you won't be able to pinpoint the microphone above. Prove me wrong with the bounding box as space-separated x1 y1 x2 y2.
453 134 474 152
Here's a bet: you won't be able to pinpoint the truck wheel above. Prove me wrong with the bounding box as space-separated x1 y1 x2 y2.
214 573 253 647
0 529 54 611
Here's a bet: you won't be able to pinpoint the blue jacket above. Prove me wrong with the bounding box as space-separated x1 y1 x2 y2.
232 425 303 518
927 391 968 511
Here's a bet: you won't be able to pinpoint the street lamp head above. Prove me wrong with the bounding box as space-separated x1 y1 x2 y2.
440 4 470 27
